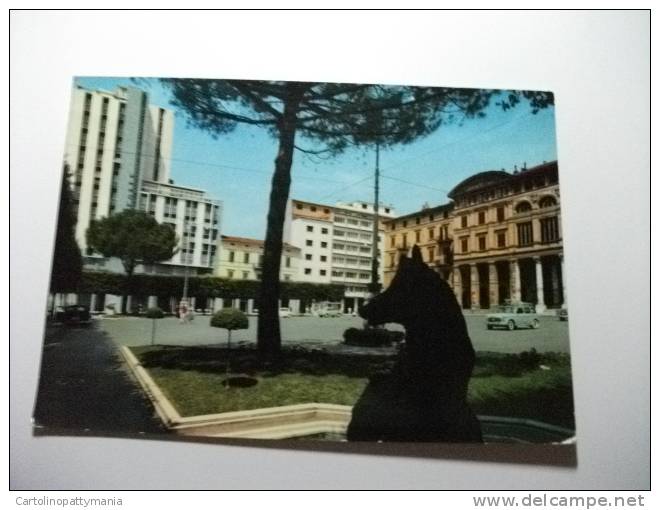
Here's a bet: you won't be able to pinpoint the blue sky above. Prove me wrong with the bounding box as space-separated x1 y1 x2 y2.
75 77 558 239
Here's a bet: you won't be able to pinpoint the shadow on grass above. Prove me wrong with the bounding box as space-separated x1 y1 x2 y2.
134 345 398 379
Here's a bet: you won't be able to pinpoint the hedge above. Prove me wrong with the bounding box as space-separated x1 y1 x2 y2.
78 271 345 301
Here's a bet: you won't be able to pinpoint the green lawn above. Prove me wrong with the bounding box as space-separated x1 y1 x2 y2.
131 345 574 429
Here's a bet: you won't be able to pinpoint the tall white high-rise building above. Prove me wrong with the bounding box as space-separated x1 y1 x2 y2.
284 199 395 312
63 85 221 276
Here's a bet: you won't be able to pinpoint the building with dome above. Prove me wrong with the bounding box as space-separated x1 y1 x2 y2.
383 161 564 312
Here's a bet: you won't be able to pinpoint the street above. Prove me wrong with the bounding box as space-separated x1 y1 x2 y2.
102 313 571 354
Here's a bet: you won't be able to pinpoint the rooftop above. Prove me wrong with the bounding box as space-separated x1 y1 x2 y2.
221 235 300 252
448 160 558 199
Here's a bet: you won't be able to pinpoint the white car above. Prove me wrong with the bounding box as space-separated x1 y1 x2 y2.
486 303 540 330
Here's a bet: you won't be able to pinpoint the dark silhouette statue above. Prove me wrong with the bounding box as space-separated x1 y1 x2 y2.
347 245 482 442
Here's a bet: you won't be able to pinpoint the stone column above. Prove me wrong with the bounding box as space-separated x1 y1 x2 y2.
453 267 463 305
488 262 499 308
89 294 98 312
147 295 158 309
125 295 133 314
510 259 521 302
560 254 566 306
535 257 546 313
213 297 223 312
470 264 480 310
247 299 254 314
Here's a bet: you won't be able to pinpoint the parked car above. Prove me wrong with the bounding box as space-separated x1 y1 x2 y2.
557 308 568 321
486 302 539 330
54 305 92 326
278 307 292 318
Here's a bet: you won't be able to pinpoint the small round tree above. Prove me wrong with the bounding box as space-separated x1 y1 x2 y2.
210 308 249 386
145 307 165 346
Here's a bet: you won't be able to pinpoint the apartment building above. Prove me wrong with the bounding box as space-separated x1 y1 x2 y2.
63 84 221 277
285 199 395 312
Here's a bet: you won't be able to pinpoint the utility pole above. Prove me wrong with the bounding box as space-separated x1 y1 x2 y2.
180 219 190 322
369 143 382 296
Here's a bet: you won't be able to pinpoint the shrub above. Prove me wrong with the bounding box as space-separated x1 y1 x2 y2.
145 307 165 319
343 327 404 347
210 308 249 331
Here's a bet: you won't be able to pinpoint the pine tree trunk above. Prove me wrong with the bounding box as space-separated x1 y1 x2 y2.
257 84 305 360
122 264 135 315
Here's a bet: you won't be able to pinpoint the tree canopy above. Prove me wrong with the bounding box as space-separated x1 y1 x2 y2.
86 209 179 277
86 210 178 313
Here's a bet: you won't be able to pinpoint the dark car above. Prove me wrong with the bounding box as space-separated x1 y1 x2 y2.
54 305 92 325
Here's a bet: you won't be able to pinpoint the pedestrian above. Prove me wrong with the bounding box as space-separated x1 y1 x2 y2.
179 303 189 324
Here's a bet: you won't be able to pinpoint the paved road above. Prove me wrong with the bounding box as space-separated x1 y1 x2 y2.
33 324 166 435
103 313 571 354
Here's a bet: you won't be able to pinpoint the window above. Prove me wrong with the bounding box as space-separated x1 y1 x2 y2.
243 252 250 263
324 208 330 214
306 240 313 246
305 254 312 260
478 236 486 251
285 257 291 268
390 236 396 248
461 237 469 253
390 223 395 231
304 268 311 275
311 206 317 212
497 206 505 222
478 211 486 225
461 215 468 228
228 251 235 262
402 220 407 228
227 270 234 278
321 241 328 248
242 271 249 279
385 208 390 213
296 203 303 210
496 230 507 248
320 255 327 262
539 196 557 208
320 269 327 276
415 230 421 243
428 227 435 240
402 234 408 249
415 217 420 225
517 222 533 246
427 246 435 262
321 227 328 234
306 225 314 232
516 201 532 214
540 216 560 243
362 204 367 209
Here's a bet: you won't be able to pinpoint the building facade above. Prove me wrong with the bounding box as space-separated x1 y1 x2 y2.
215 235 301 282
63 85 221 277
383 203 454 287
285 199 395 312
383 161 564 313
212 235 302 314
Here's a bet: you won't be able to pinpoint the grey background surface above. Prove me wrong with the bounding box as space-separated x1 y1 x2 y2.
10 11 650 489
